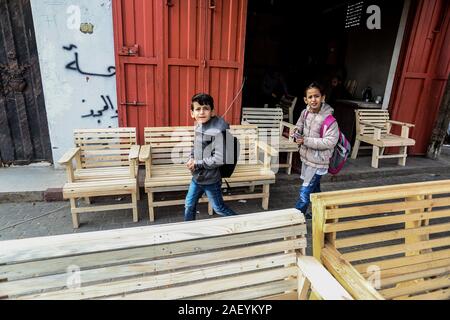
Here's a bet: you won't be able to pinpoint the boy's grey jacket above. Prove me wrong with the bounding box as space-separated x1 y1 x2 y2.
295 103 339 169
190 116 229 185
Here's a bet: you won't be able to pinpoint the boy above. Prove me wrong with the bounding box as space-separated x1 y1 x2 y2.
184 93 237 221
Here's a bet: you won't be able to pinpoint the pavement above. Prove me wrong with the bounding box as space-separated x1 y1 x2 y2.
1 148 450 256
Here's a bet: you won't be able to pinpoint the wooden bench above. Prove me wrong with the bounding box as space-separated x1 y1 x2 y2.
140 125 277 222
58 128 140 228
311 180 450 300
242 107 299 174
351 109 416 168
275 95 298 124
0 209 352 300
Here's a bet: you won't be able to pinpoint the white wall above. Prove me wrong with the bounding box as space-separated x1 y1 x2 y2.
30 0 118 167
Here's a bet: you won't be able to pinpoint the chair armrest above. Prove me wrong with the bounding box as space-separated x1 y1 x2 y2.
129 145 140 160
297 256 353 300
321 246 385 300
359 120 385 130
258 140 278 157
139 145 151 162
387 120 415 128
280 121 297 131
58 148 80 165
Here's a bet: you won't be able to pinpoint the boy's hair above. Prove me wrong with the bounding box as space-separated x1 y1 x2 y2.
304 82 325 97
191 93 214 111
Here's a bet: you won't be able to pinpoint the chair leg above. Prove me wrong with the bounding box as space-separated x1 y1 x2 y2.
147 191 155 222
84 197 91 205
249 185 255 193
70 198 79 229
131 193 138 222
398 147 407 166
351 139 360 159
136 182 141 201
372 146 380 168
262 184 270 210
287 152 293 175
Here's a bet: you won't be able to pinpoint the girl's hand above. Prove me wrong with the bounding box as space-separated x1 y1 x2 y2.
296 137 304 146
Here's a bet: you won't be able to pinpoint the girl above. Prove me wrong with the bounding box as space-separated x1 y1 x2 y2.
293 82 339 218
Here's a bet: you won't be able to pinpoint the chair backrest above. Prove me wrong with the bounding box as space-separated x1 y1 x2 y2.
278 95 297 122
311 179 450 300
0 209 307 300
355 109 390 136
345 80 358 97
74 128 137 168
144 125 259 166
242 107 283 144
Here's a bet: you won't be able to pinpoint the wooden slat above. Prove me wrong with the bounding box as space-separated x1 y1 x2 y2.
342 237 450 262
380 275 450 299
194 279 297 300
324 209 450 233
335 222 450 249
398 288 450 300
101 267 298 300
325 197 450 219
354 249 450 274
380 264 450 288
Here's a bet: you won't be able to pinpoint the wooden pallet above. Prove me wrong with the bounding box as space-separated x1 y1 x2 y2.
58 128 140 228
0 209 352 300
140 125 277 222
351 109 415 168
312 179 450 300
242 107 299 174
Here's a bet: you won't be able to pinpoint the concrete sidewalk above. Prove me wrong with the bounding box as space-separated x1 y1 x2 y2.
1 149 450 202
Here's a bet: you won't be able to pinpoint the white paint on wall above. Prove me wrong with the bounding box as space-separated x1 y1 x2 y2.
30 0 117 168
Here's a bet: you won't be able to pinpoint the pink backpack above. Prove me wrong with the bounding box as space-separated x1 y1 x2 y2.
304 112 351 175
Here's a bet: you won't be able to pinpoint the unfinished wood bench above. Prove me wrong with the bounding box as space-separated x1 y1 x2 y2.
351 109 415 168
311 179 450 300
242 107 299 174
140 125 277 222
58 128 140 228
0 209 352 300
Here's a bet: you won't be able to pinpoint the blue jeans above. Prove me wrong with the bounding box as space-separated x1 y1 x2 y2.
185 179 237 221
295 174 322 215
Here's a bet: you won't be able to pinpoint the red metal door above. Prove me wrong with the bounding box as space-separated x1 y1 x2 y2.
390 0 450 154
113 0 247 142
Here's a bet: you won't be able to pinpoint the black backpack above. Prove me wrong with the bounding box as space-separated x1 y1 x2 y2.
219 130 240 178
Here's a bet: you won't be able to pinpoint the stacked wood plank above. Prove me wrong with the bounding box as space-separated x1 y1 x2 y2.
58 128 140 228
242 108 299 175
0 209 352 300
311 179 450 300
140 125 277 221
351 109 416 168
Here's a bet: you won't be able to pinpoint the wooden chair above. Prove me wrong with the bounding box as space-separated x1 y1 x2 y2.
140 125 276 222
311 180 450 300
276 95 298 124
344 80 358 97
351 109 415 168
242 107 299 174
58 128 140 228
0 209 352 300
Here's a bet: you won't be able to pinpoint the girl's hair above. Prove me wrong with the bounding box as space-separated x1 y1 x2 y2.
191 93 214 110
304 82 325 97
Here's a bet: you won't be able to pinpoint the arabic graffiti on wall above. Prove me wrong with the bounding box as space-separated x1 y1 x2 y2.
63 44 115 77
81 95 118 124
62 43 117 125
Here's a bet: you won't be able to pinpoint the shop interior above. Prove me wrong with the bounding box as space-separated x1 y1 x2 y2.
242 0 406 129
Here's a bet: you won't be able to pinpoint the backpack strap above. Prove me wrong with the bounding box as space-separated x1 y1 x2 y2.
320 115 337 138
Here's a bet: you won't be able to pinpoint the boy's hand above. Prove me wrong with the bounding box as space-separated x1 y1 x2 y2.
186 159 195 172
